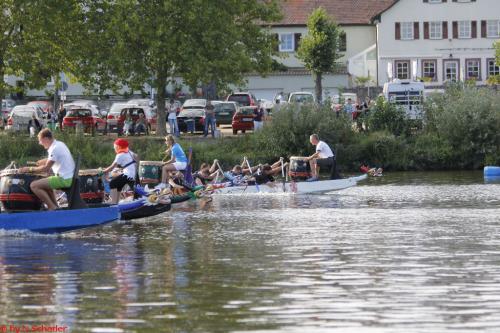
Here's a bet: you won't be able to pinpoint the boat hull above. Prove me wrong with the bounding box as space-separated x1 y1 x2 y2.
211 174 367 195
0 206 120 234
120 201 171 220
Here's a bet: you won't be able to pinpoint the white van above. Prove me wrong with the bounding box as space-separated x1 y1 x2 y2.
383 81 424 119
6 105 46 131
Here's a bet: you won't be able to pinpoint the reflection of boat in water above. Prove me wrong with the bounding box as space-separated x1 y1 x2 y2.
0 206 120 234
207 174 367 195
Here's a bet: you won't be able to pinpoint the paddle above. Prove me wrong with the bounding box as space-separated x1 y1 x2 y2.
244 157 259 192
280 157 286 192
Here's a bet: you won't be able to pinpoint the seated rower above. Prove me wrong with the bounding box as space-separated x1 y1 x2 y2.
248 159 287 185
101 138 138 204
193 160 219 186
223 165 247 186
155 135 188 190
18 129 75 210
305 134 336 182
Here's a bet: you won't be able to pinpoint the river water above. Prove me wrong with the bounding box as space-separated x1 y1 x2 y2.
0 172 499 333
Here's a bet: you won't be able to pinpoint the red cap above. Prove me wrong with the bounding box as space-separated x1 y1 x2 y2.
114 138 129 148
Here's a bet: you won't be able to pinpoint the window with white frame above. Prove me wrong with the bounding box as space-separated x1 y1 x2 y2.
395 61 410 79
422 60 437 81
458 21 471 38
444 60 459 81
487 59 500 77
429 0 442 3
430 21 442 39
279 33 294 52
466 59 480 80
487 20 500 38
401 22 414 40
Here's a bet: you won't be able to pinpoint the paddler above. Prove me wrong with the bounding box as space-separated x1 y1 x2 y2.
18 128 75 210
155 135 188 190
100 138 138 204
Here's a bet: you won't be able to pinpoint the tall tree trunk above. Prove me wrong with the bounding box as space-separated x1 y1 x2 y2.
0 57 6 100
155 75 167 137
314 71 322 104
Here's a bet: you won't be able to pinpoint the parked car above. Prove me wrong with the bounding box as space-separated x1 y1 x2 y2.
110 106 156 135
6 105 46 131
1 99 16 120
232 106 256 135
177 108 205 133
127 99 154 107
331 93 358 112
226 92 257 107
62 104 107 135
106 103 130 134
27 100 54 114
214 102 238 125
287 92 315 104
181 99 207 111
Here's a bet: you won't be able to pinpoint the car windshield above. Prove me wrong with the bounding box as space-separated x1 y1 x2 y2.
178 109 204 117
67 109 91 117
215 103 236 112
183 99 206 108
238 107 255 115
122 108 145 116
290 94 313 103
228 95 250 104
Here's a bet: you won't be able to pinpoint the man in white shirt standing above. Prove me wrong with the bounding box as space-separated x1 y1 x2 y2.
19 128 75 210
305 134 335 182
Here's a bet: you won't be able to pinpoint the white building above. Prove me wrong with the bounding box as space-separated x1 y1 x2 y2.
246 0 394 101
375 0 500 86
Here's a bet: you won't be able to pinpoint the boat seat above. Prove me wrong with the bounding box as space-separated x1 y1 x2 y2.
61 155 88 210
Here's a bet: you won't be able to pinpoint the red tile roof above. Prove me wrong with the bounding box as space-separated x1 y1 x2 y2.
273 0 397 26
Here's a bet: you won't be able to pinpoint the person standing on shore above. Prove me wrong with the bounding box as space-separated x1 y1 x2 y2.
204 100 216 138
253 105 264 131
167 99 179 137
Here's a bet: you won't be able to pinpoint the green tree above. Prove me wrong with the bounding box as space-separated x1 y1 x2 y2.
495 40 500 65
75 0 281 136
0 1 81 99
297 7 343 104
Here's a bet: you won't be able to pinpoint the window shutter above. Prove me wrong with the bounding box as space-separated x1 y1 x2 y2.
442 21 448 39
481 20 487 37
471 21 477 38
413 22 420 39
424 22 429 39
294 33 301 51
452 21 458 39
423 0 428 2
395 22 401 40
273 33 279 52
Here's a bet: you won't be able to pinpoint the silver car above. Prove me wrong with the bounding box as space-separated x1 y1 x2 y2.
1 99 16 120
6 105 46 131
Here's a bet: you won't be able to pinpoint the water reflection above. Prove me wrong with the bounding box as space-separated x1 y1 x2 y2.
0 172 499 332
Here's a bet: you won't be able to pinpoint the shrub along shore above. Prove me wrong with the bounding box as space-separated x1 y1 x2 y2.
1 85 499 173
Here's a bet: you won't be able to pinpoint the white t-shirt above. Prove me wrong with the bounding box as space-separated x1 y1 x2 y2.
113 151 137 179
316 141 334 159
168 105 177 120
47 140 75 179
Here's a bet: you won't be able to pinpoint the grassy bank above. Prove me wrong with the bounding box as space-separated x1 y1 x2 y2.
1 85 499 173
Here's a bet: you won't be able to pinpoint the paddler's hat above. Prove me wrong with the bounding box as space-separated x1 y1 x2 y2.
114 138 129 148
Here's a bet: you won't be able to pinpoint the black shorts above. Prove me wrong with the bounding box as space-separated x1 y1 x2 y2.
317 157 334 169
109 174 135 191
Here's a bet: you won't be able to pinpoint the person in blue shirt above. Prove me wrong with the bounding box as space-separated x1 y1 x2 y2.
155 134 188 190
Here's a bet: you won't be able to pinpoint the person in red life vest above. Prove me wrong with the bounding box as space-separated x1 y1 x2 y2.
101 139 139 203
